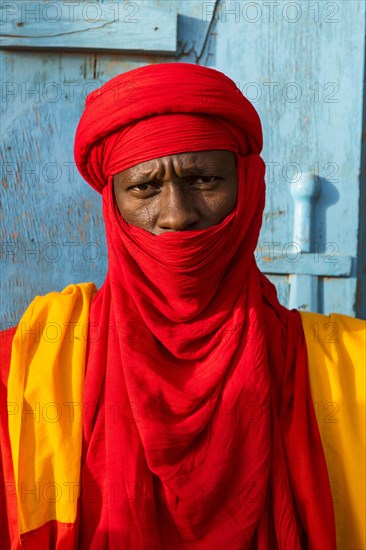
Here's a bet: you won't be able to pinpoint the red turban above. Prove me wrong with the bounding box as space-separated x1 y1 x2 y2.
74 62 260 192
74 63 336 549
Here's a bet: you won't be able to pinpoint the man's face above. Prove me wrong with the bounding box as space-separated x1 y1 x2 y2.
113 150 238 235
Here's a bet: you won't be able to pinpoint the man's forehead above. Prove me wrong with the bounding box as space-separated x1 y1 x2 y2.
125 151 232 174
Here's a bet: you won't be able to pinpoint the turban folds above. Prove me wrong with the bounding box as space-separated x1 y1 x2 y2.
73 63 336 549
74 62 260 192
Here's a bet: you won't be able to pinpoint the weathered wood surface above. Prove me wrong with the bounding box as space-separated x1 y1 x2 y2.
0 1 178 54
1 0 365 326
212 0 364 316
256 253 351 277
0 0 217 326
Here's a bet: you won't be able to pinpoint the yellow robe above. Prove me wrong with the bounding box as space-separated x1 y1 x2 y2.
301 311 365 550
7 282 97 535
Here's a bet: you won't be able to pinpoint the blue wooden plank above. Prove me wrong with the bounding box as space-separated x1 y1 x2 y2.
0 1 177 54
257 253 352 276
288 275 319 311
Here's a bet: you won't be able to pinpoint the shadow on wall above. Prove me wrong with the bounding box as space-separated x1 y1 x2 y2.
356 36 366 320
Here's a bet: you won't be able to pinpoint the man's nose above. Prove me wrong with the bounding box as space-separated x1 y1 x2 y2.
156 185 200 231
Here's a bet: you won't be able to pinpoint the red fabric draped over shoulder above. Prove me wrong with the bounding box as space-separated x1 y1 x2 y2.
73 63 336 549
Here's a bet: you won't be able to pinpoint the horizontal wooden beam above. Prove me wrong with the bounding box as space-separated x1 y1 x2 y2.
0 1 177 54
257 253 352 276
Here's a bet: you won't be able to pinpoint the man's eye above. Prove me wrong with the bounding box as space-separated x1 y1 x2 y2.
131 183 153 191
195 176 218 183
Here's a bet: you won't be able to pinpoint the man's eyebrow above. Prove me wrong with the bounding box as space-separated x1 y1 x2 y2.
127 163 222 180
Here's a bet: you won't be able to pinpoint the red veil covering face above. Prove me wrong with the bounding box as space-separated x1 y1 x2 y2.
74 63 336 549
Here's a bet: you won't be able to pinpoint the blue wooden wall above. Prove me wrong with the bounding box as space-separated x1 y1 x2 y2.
1 0 365 327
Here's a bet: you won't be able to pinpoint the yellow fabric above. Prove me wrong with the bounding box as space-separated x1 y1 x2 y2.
7 282 97 535
300 311 366 550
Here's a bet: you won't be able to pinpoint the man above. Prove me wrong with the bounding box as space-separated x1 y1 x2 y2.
0 62 364 549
